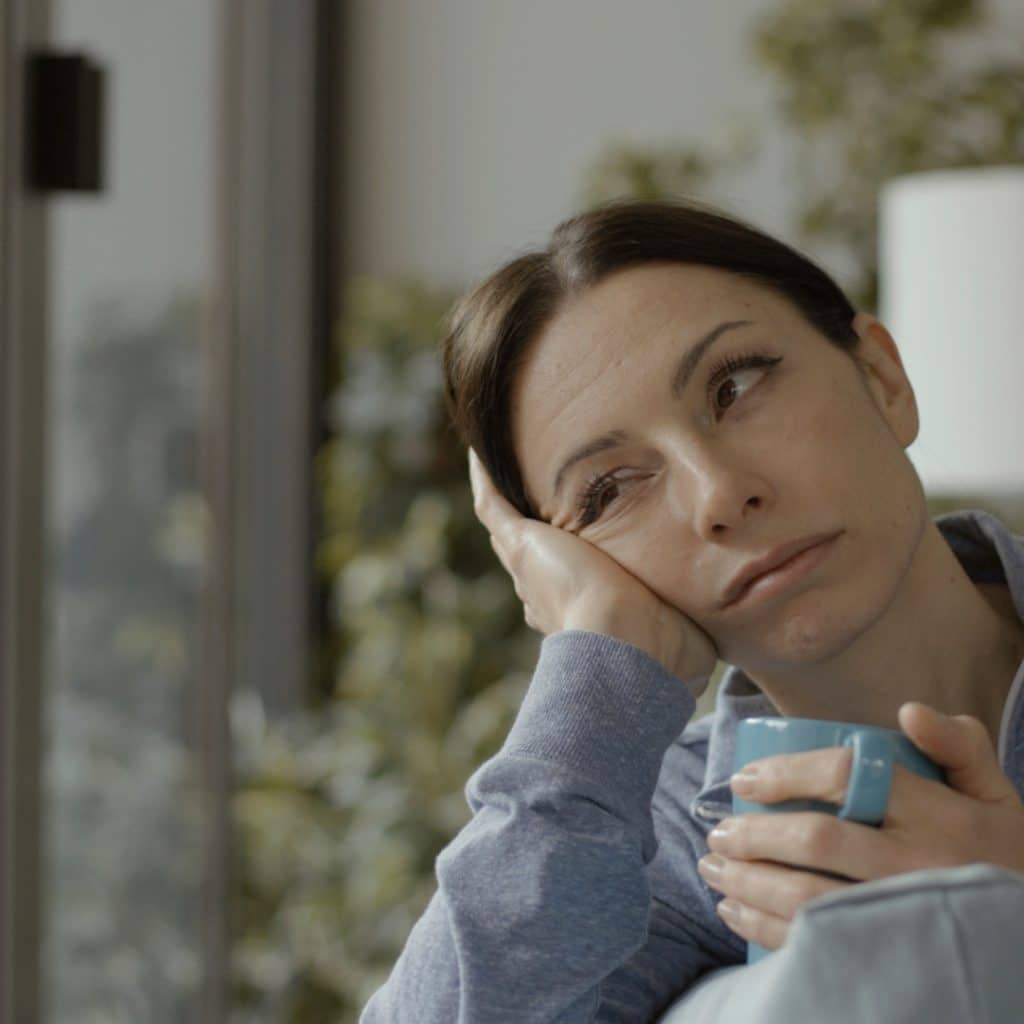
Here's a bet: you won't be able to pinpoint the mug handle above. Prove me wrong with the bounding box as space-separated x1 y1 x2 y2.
837 731 894 825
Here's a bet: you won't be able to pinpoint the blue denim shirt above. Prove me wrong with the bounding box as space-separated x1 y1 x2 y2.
361 508 1024 1023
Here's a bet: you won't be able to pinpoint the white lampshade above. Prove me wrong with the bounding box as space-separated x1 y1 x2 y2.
878 166 1024 497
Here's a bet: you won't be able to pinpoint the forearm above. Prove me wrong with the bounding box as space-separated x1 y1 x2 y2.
360 631 701 1023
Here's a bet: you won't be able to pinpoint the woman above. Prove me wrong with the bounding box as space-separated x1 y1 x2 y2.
360 200 1024 1022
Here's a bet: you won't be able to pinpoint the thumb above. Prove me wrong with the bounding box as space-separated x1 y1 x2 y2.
897 702 1018 806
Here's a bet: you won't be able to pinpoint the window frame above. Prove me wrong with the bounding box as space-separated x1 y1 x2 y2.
1 1 52 1020
0 0 335 1019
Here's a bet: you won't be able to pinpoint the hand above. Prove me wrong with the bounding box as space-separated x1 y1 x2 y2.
468 448 718 695
698 702 1024 951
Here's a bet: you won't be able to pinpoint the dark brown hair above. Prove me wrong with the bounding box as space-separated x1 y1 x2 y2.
441 199 860 517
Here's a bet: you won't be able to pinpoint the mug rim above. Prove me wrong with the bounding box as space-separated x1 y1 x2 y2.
738 715 905 737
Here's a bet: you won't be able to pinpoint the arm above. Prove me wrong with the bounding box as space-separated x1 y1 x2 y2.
659 863 1024 1024
360 630 726 1023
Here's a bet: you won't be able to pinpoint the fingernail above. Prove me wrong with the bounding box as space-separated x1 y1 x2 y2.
708 819 733 843
730 770 758 795
697 854 725 883
716 898 741 923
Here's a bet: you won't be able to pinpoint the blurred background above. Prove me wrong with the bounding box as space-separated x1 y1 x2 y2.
1 1 1022 1022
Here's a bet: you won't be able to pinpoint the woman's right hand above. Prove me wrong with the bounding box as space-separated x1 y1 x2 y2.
469 449 719 699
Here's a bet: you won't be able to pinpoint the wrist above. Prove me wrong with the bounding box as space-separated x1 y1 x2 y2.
564 600 699 683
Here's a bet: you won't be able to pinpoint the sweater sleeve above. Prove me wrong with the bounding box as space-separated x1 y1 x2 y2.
359 629 724 1024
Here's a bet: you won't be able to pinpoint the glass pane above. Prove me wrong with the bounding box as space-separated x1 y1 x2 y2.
42 2 220 1020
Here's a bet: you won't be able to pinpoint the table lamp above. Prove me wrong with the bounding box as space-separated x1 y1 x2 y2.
878 166 1024 500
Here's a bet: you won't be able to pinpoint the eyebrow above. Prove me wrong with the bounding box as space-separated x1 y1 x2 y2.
550 319 753 500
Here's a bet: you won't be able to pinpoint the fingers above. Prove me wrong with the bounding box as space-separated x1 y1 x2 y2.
471 448 521 571
897 702 1020 806
470 453 543 632
731 747 854 808
698 853 845 927
716 711 1024 890
728 707 1020 815
468 447 521 541
728 738 985 827
708 811 917 884
714 898 790 952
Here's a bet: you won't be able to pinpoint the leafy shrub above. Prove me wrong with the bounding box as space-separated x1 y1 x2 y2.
231 279 538 1022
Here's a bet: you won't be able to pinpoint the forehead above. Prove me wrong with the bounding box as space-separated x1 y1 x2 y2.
519 262 793 385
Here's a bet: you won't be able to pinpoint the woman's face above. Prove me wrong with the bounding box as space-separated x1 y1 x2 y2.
510 262 925 672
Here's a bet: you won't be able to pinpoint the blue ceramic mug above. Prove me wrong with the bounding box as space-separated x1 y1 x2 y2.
732 716 947 963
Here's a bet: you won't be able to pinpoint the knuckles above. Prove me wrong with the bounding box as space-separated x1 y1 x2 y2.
830 748 855 802
955 714 992 758
794 815 843 862
782 872 825 908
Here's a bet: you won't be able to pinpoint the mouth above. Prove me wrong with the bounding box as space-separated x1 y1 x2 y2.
722 532 842 611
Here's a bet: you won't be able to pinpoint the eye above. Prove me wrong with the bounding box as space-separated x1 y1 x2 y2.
705 352 782 418
574 470 643 529
571 351 783 529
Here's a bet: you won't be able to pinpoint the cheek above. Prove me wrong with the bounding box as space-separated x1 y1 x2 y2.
782 380 900 501
594 527 707 623
810 383 921 518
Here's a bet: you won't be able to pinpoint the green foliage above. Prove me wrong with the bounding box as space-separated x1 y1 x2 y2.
588 0 1024 308
584 113 761 210
231 278 539 1022
754 0 1023 306
47 296 209 1021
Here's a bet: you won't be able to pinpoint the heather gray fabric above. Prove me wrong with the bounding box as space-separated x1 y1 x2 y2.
658 863 1024 1024
360 509 1024 1023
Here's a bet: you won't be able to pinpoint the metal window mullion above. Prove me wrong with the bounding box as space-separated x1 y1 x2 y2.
197 0 328 1015
1 1 51 1022
195 0 242 1020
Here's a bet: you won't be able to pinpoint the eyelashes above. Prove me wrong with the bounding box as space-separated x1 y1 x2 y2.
572 350 783 528
704 350 783 414
575 469 632 527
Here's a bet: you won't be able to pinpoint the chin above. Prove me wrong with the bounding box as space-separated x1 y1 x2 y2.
727 591 866 669
776 608 855 661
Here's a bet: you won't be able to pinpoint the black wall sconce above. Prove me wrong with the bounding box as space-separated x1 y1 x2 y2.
26 52 106 194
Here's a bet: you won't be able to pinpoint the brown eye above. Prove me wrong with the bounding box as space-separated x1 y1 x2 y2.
715 378 739 411
705 353 782 419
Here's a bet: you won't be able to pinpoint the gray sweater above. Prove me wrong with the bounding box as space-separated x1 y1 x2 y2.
360 509 1024 1022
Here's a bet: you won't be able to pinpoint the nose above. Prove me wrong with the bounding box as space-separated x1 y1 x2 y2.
664 441 768 537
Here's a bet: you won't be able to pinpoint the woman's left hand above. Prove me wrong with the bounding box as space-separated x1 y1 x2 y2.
698 701 1024 952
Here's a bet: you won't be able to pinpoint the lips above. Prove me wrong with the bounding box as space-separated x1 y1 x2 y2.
722 532 841 608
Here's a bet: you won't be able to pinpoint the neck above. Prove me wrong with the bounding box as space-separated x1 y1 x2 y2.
749 522 1024 749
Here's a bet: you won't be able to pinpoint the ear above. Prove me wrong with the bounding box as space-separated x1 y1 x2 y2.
850 312 919 449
